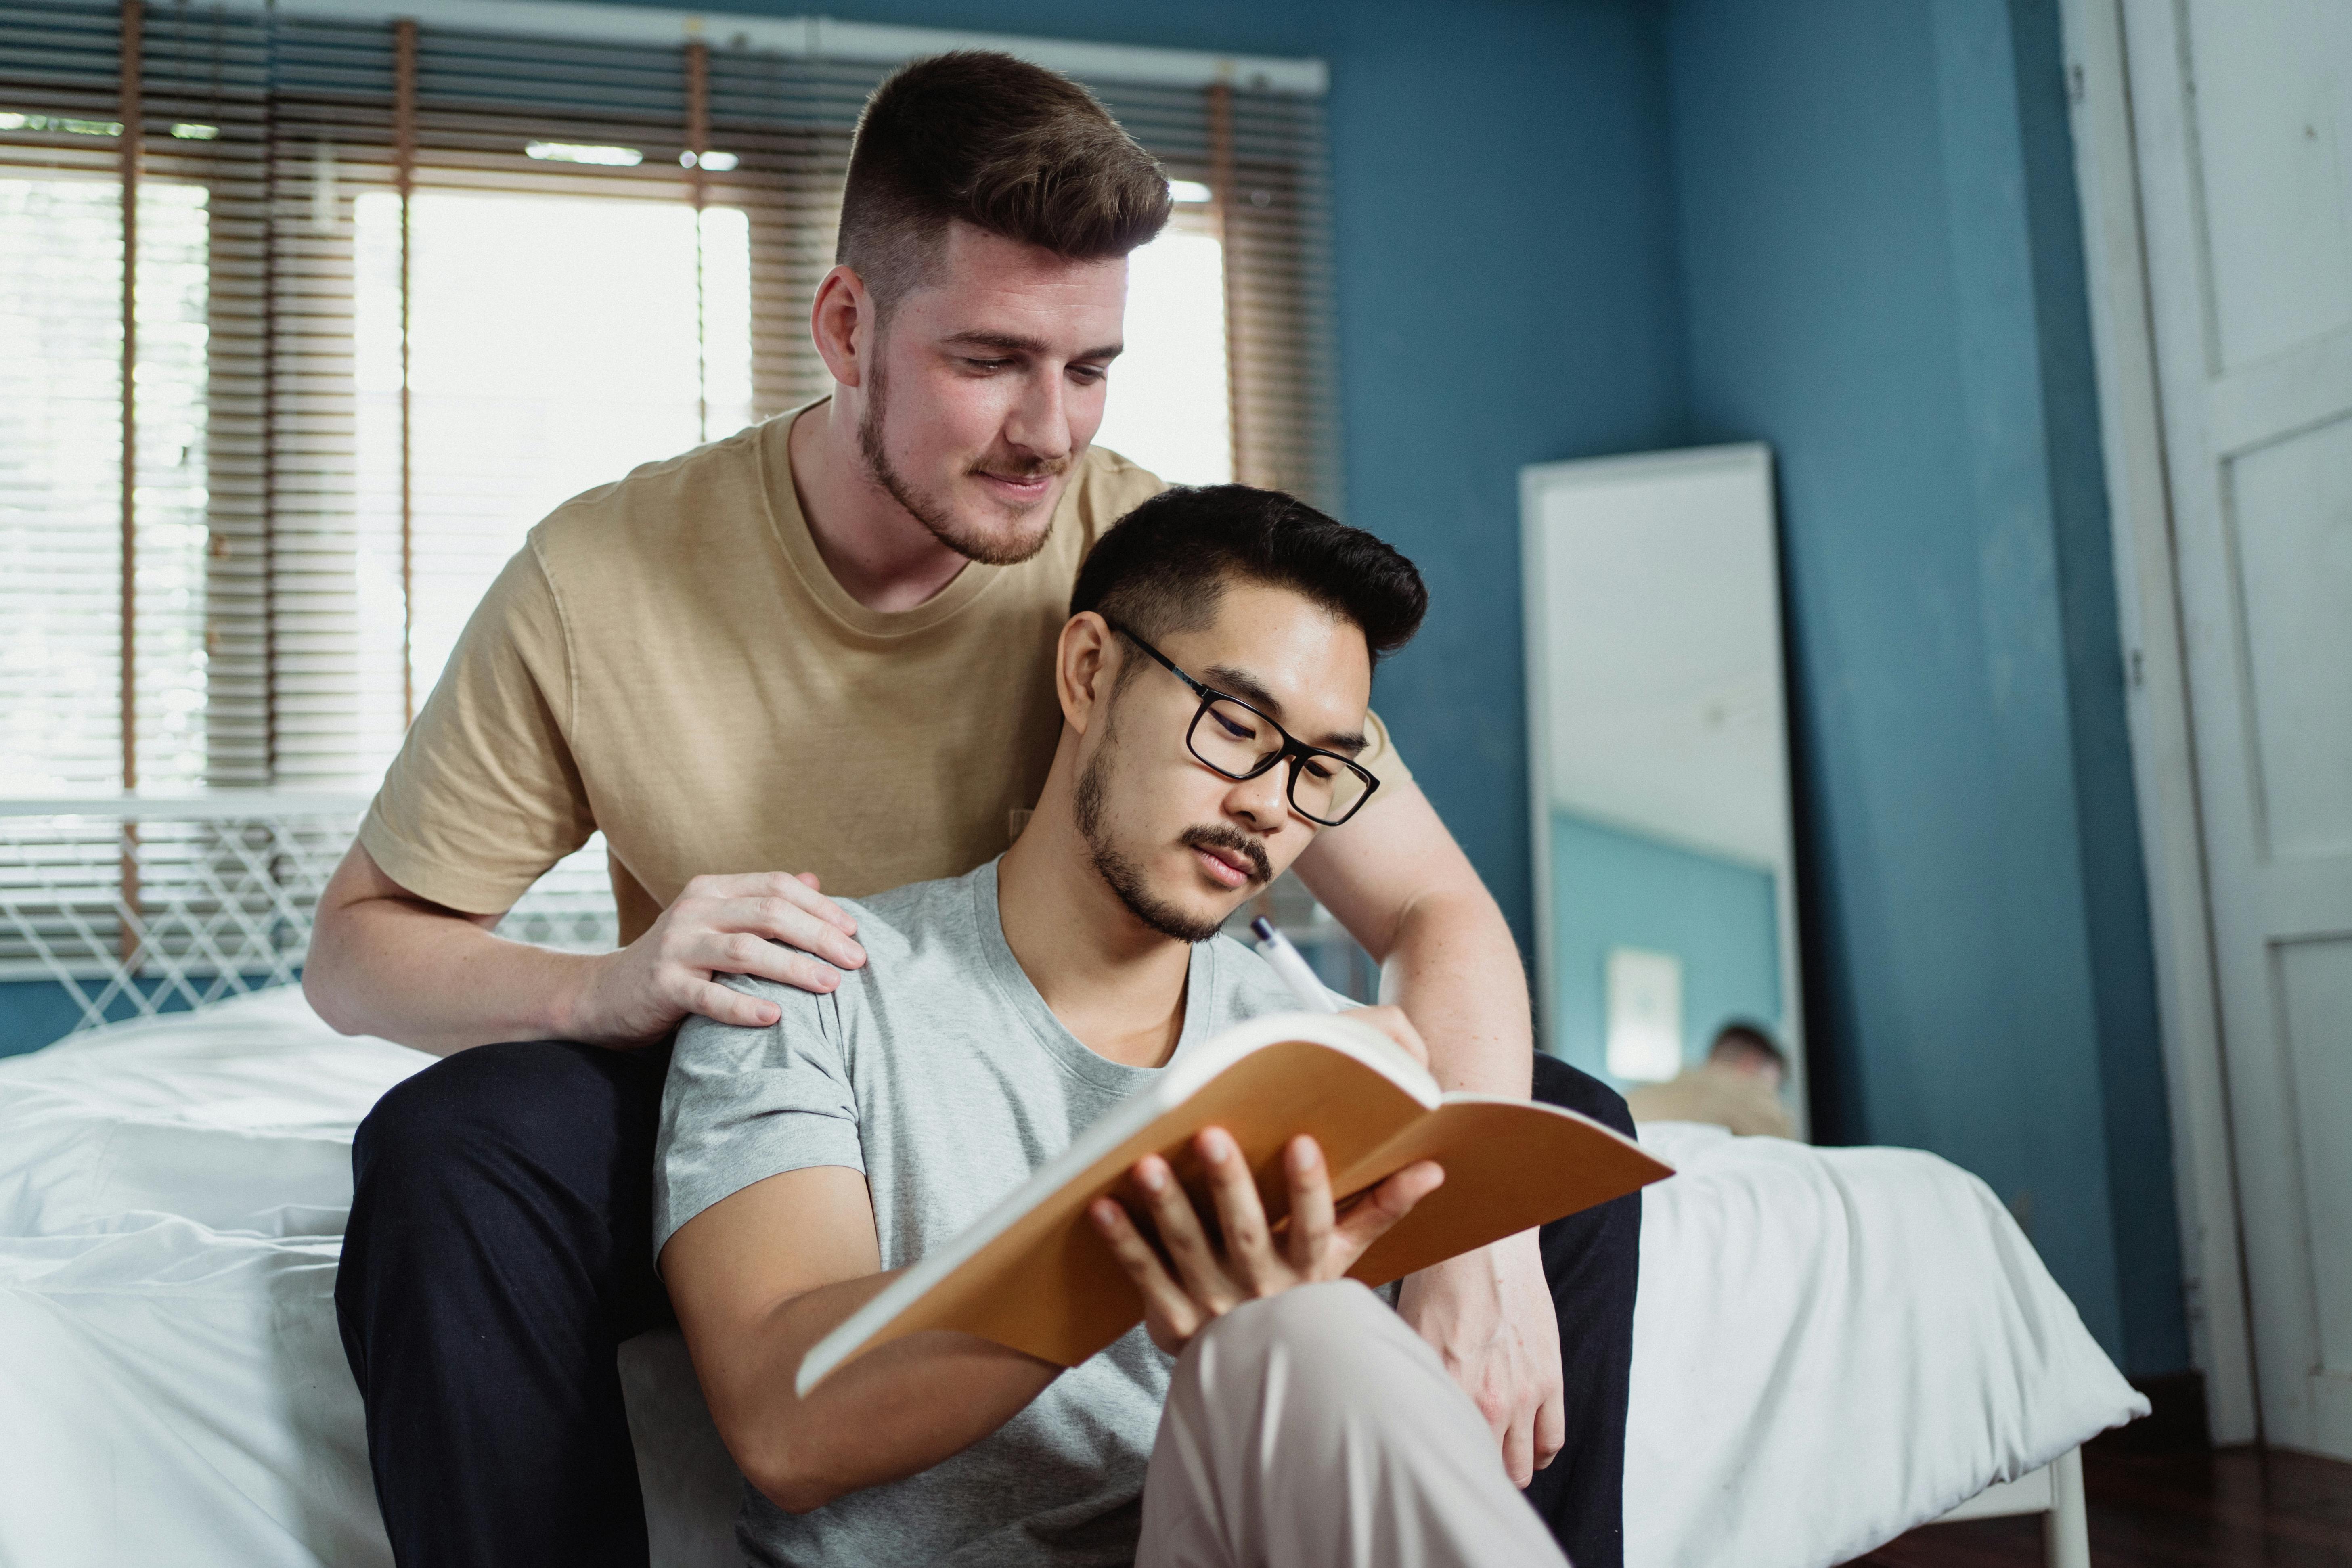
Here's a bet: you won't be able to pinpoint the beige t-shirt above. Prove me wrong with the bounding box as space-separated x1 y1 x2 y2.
360 406 1405 944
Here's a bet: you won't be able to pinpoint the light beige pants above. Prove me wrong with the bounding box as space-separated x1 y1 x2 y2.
1137 1281 1572 1568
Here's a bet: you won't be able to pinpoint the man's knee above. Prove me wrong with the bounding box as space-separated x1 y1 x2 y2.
352 1040 626 1204
1180 1281 1428 1408
1532 1051 1634 1138
1150 1286 1571 1568
1219 1278 1382 1348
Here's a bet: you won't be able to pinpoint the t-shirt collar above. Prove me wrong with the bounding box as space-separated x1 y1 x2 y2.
964 856 1217 1093
758 400 1035 641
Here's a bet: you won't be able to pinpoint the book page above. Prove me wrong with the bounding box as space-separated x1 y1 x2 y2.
1341 1098 1667 1287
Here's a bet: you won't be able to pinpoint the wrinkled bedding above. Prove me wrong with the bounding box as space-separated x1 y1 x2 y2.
0 988 2141 1567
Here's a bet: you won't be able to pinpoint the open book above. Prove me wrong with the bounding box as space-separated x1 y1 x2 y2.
797 1011 1674 1395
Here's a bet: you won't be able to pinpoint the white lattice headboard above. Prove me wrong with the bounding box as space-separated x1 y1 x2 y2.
0 796 618 1034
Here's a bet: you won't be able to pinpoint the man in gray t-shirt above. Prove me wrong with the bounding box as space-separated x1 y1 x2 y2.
655 488 1568 1568
658 858 1325 1564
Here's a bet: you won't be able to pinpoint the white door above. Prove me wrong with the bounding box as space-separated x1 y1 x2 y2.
2123 0 2352 1459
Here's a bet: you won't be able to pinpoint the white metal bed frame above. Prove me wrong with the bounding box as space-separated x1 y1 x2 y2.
1931 1446 2090 1566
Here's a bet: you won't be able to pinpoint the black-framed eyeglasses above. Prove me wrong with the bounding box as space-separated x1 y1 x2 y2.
1106 620 1381 828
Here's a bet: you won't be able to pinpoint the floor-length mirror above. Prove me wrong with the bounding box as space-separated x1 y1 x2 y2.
1521 444 1806 1133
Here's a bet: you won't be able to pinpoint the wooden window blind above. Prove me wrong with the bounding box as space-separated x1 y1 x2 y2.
0 1 1337 956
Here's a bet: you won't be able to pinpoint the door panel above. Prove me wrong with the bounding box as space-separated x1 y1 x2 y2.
2127 0 2352 1458
2277 938 2352 1378
2224 416 2352 860
2184 0 2352 370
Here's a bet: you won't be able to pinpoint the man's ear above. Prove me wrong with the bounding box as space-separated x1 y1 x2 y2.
1056 613 1118 735
808 264 871 389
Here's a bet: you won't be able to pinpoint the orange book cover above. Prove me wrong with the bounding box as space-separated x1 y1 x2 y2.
798 1012 1674 1394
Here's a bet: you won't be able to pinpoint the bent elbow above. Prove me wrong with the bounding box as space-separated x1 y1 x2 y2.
741 1440 843 1516
758 1474 842 1517
301 958 364 1037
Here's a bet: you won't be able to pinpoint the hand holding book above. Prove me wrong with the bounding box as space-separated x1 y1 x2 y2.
1088 1126 1445 1357
795 1012 1674 1396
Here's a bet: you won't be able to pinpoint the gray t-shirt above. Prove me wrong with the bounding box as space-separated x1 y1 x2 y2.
654 857 1311 1568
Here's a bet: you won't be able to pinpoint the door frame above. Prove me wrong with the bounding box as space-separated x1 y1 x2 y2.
2056 0 2260 1442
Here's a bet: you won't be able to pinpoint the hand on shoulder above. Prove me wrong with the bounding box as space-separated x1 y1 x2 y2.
570 871 867 1046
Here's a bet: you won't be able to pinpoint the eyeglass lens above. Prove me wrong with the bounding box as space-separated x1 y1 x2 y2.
1189 697 1370 824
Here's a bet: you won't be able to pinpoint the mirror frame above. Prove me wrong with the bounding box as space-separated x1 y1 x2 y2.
1520 442 1807 1132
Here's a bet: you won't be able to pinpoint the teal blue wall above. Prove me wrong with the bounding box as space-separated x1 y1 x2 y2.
0 980 96 1057
1663 0 2187 1376
1544 811 1781 1084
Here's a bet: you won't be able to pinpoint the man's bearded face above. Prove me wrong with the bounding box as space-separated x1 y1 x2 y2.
1067 586 1374 945
853 222 1127 567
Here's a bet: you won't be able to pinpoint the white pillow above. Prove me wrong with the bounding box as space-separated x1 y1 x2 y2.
1625 1125 2147 1567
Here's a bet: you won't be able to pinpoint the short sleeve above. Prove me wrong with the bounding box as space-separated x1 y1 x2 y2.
356 542 595 914
1069 447 1167 552
1356 707 1413 792
653 975 866 1258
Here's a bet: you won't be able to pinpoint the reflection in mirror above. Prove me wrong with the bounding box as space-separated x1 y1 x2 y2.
1521 444 1805 1135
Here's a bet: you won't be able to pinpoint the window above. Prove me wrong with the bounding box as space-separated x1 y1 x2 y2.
1096 223 1234 487
1 172 209 795
351 188 757 770
0 1 1336 967
346 189 1232 762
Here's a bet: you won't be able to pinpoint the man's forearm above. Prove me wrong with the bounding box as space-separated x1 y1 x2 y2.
1380 886 1534 1098
1292 782 1535 1100
307 842 869 1055
688 1270 1059 1514
304 844 590 1055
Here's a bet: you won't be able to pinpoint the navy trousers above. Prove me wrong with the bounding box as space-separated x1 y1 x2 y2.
335 1043 1640 1568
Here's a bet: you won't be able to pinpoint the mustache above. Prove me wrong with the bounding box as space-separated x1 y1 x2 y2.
1181 824 1273 886
969 453 1072 482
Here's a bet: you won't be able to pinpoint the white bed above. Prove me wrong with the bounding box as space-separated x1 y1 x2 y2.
0 988 2145 1567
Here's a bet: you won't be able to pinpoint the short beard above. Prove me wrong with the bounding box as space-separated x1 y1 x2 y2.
857 352 1060 568
1073 738 1271 945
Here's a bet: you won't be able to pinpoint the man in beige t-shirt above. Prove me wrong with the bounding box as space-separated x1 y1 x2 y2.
352 406 1232 945
310 51 1638 1568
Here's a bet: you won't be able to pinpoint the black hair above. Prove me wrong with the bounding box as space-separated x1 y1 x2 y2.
1069 485 1428 670
1709 1020 1788 1072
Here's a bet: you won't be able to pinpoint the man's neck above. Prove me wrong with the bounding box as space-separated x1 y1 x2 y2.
994 819 1196 1071
786 395 973 613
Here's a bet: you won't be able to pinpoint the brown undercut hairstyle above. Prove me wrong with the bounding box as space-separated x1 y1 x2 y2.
838 51 1175 318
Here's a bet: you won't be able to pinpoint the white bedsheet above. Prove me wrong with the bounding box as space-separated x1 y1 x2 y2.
0 989 2143 1567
